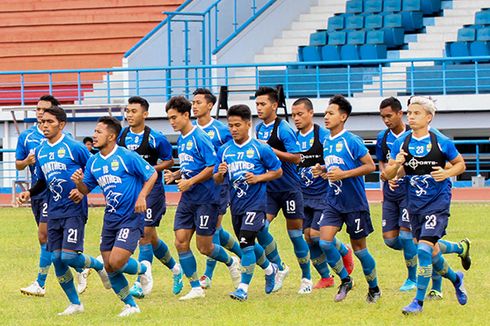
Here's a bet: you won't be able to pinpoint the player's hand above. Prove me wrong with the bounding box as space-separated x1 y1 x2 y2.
217 162 228 175
395 149 408 165
245 172 260 185
431 166 449 182
163 169 175 184
388 178 399 191
71 168 84 185
68 188 84 204
25 152 36 166
320 172 329 180
326 166 345 182
17 191 30 205
134 195 147 213
311 163 325 178
176 178 193 192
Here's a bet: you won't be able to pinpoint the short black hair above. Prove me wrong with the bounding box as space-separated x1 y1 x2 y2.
227 104 251 121
255 86 279 104
83 136 93 144
379 97 402 112
329 95 352 117
292 97 313 111
43 106 67 122
165 96 192 115
97 116 122 137
39 94 60 107
128 96 149 111
193 88 217 105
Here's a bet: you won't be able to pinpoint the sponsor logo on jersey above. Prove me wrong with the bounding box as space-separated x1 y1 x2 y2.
246 148 255 158
207 130 215 139
111 159 119 171
186 140 193 150
336 141 343 152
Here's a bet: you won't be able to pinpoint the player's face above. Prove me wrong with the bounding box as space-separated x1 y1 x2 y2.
192 94 213 119
84 141 93 151
407 103 432 130
324 104 346 130
256 95 277 122
228 115 250 144
292 103 313 131
92 122 114 149
40 112 65 140
36 100 52 122
380 106 403 130
125 103 147 127
167 108 189 132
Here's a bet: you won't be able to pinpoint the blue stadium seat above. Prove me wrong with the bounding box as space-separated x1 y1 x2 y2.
457 27 477 42
321 45 341 62
346 15 364 30
403 0 441 16
341 31 366 61
401 11 424 32
365 15 383 29
309 30 328 46
470 41 490 57
360 30 388 60
299 45 322 62
447 42 470 58
346 0 363 14
477 27 490 41
475 10 490 26
384 0 402 13
383 14 405 47
364 0 383 14
328 15 344 32
328 31 347 45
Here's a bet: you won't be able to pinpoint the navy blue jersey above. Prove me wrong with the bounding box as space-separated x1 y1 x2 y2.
177 126 220 204
256 119 301 192
322 130 370 213
35 134 90 219
195 118 232 152
216 138 281 215
297 125 330 198
83 145 155 227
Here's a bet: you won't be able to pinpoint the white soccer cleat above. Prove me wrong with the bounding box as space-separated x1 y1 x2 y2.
273 263 290 292
96 256 112 289
228 256 242 289
118 304 141 317
57 303 84 316
139 261 153 295
179 287 205 301
77 268 90 294
20 281 46 297
298 278 313 294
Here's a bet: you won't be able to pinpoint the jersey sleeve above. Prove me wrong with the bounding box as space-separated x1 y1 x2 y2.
155 132 173 161
33 156 45 181
213 146 225 174
318 126 330 144
390 137 403 159
375 130 385 162
82 156 99 192
15 132 28 160
73 142 92 169
439 136 460 161
278 121 301 153
219 125 233 145
349 134 369 160
260 143 282 171
128 151 156 181
198 134 218 167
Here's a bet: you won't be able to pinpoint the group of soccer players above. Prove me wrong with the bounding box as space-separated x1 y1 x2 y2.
15 88 471 317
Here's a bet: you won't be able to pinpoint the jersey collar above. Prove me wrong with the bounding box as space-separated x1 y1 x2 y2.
197 118 214 129
233 136 252 148
181 126 197 139
129 127 145 135
47 133 65 147
299 126 314 137
328 128 347 140
100 144 119 160
263 120 275 128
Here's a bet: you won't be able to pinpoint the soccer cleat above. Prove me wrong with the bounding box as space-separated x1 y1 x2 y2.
334 277 353 302
427 289 443 300
366 288 382 304
402 299 423 315
172 269 184 295
118 304 141 317
179 287 205 301
453 271 468 305
298 278 313 294
229 288 248 301
228 256 242 289
77 268 90 294
129 282 144 299
459 238 471 271
20 281 46 297
272 263 289 292
95 256 112 290
343 246 355 275
314 276 335 289
264 263 278 294
57 303 84 316
139 261 153 296
399 279 417 292
199 275 212 289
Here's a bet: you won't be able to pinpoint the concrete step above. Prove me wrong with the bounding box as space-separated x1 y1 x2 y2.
273 37 310 47
255 53 297 63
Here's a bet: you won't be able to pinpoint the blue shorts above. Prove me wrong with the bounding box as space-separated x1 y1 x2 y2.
410 210 449 241
47 216 86 252
382 197 411 233
320 204 374 240
266 190 305 220
100 225 143 253
303 197 327 231
31 197 48 225
218 184 230 216
231 210 266 237
145 188 166 227
174 200 219 236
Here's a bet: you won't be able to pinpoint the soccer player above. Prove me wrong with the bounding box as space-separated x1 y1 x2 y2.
191 88 242 289
255 87 311 293
214 104 281 301
312 95 380 303
291 98 354 290
383 97 468 315
72 116 155 317
83 137 98 155
118 96 183 298
17 106 111 316
163 96 241 300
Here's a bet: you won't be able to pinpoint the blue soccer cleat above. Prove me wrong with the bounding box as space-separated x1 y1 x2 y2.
402 299 423 315
229 288 248 301
173 270 184 295
129 282 144 299
399 279 417 292
264 263 278 294
454 271 468 305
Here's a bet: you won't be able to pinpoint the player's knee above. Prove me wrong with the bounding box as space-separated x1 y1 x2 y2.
197 242 213 256
238 230 257 249
318 239 334 252
108 255 125 271
38 231 48 244
60 251 78 265
51 250 62 264
384 237 401 250
174 239 190 252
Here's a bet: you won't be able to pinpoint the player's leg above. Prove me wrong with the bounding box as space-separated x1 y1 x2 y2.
257 192 284 271
438 238 471 270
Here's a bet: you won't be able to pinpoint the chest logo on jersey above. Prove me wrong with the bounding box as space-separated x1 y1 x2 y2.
246 148 255 158
309 138 314 147
111 159 119 171
57 148 66 159
426 143 432 152
336 141 343 152
207 130 215 139
186 140 193 150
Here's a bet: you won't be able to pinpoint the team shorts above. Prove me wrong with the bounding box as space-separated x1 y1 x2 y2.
382 196 411 233
218 184 230 216
303 197 328 231
231 210 266 237
319 203 374 240
410 210 449 241
31 197 48 225
47 216 86 252
144 188 166 227
266 190 305 220
100 224 143 253
174 200 219 236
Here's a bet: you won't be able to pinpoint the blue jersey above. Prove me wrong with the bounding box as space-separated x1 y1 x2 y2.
177 126 220 204
256 119 301 192
195 118 232 152
322 130 370 213
297 125 330 198
216 138 281 215
391 130 460 214
35 134 90 219
83 145 156 228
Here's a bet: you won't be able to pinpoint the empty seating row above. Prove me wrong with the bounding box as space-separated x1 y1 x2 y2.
328 11 423 33
308 29 403 49
446 9 490 58
345 0 441 16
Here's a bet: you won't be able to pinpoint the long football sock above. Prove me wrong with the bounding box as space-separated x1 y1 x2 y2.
415 243 433 303
319 240 348 279
354 248 378 288
400 230 417 282
309 236 331 278
37 243 52 288
179 251 200 288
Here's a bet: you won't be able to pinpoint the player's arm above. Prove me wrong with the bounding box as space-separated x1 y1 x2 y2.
154 158 174 172
271 148 301 164
384 149 407 180
135 171 158 213
71 168 90 195
164 169 181 184
17 178 46 205
327 153 376 182
155 135 175 172
245 167 282 185
16 153 36 170
176 165 214 192
213 162 228 184
431 154 465 182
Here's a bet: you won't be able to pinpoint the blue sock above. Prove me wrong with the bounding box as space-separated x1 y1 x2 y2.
384 236 403 250
219 227 242 257
309 237 331 278
431 270 442 292
209 244 233 266
60 251 103 271
37 243 51 288
136 243 153 282
179 251 200 288
432 251 457 283
254 243 271 270
287 229 310 279
354 248 378 288
51 251 79 305
400 230 417 282
334 237 349 257
240 246 256 285
204 230 220 279
415 243 433 302
108 272 137 307
319 240 348 279
257 221 284 271
438 239 463 255
153 239 176 270
116 258 147 275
